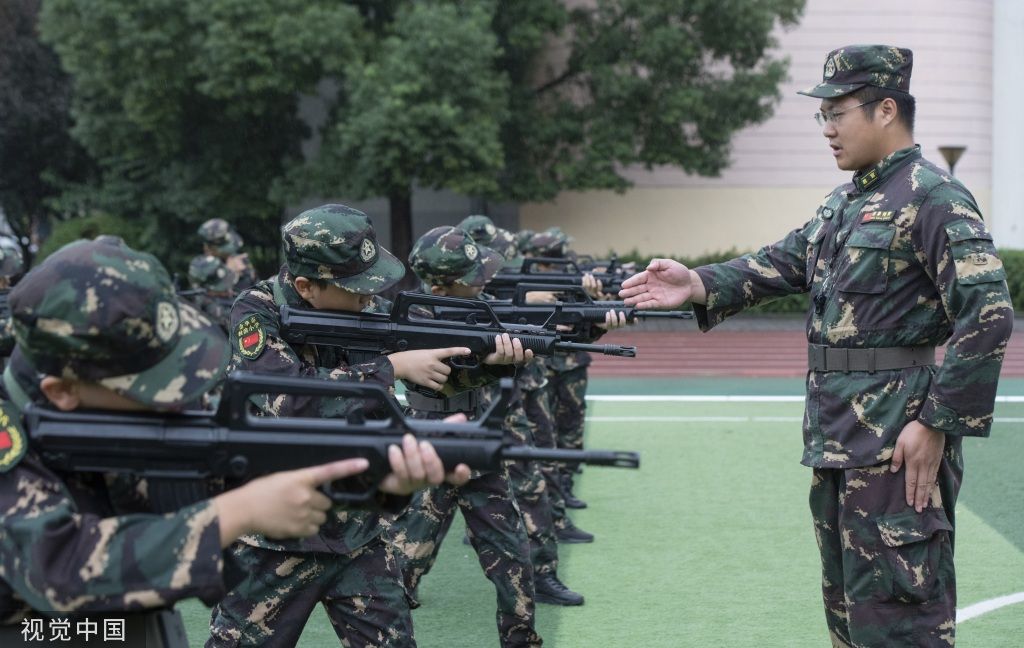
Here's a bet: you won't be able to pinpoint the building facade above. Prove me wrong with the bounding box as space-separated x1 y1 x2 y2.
521 0 1022 257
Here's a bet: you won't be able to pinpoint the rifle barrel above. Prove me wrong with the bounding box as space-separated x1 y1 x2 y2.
501 447 640 468
633 310 695 319
554 341 637 357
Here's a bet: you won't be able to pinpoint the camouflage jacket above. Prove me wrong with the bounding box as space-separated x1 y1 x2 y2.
227 254 258 292
227 265 403 555
693 146 1013 468
0 398 224 622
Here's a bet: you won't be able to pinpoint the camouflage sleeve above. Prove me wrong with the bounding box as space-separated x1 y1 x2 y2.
691 220 815 331
229 289 394 418
0 454 224 614
912 185 1013 437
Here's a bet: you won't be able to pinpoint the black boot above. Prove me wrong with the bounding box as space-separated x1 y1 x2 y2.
562 474 587 509
534 572 585 606
555 520 594 544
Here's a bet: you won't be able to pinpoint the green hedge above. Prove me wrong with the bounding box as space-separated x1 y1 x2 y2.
36 212 148 261
612 248 1022 314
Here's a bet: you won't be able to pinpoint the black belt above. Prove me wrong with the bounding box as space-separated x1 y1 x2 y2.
807 344 935 373
405 389 483 414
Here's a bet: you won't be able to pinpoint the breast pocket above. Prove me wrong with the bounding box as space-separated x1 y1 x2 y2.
836 226 896 294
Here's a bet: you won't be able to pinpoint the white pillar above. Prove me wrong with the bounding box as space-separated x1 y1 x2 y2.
992 0 1024 248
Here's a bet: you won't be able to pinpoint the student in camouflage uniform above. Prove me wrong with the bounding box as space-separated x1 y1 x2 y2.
0 238 421 646
196 218 258 291
463 219 587 605
183 254 238 331
387 225 544 646
209 205 473 648
620 45 1014 648
0 237 25 359
458 215 523 269
521 229 600 541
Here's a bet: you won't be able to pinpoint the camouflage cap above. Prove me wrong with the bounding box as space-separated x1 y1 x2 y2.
0 236 24 278
9 238 229 408
188 254 237 293
799 45 913 98
515 229 535 254
282 204 404 295
457 215 498 246
409 226 504 287
523 229 570 258
198 218 240 255
489 227 521 262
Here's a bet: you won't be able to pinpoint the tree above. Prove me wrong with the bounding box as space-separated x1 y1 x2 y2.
289 1 507 274
37 0 364 272
491 0 806 201
0 0 95 256
36 0 804 275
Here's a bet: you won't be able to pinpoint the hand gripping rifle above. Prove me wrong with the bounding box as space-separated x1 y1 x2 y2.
436 283 693 342
25 372 639 513
487 257 628 300
278 291 637 364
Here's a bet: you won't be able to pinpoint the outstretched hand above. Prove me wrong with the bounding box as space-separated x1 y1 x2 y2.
617 259 702 309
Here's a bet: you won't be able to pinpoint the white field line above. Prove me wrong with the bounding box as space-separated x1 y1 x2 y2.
587 416 1024 424
957 592 1024 623
585 395 1024 403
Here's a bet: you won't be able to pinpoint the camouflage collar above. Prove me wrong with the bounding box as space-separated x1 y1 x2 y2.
852 145 921 193
275 265 314 309
2 365 31 413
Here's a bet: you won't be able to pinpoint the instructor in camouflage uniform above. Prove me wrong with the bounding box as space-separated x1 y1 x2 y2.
620 45 1013 647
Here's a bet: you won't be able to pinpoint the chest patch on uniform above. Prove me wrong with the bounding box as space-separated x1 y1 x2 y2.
236 315 267 360
861 210 895 223
0 404 27 473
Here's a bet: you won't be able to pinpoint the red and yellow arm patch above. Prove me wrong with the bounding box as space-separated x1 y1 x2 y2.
235 314 267 360
0 403 27 473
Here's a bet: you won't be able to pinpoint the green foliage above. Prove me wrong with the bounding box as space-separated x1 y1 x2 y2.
36 0 363 274
35 0 805 275
35 212 147 261
492 0 806 201
0 0 96 241
1000 248 1024 313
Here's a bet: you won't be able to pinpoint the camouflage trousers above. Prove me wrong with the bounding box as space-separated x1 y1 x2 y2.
505 399 559 576
387 470 542 648
810 437 963 648
523 383 572 530
548 365 588 452
207 538 413 648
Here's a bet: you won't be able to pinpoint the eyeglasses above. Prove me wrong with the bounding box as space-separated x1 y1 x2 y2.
813 99 881 127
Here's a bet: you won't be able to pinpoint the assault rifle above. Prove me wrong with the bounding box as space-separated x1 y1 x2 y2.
488 257 629 299
26 372 639 513
278 291 637 363
435 283 693 342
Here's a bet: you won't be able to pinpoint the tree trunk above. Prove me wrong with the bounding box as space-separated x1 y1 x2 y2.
386 188 420 297
388 189 413 264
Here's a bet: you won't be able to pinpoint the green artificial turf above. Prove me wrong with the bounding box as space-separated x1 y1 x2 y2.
176 388 1024 647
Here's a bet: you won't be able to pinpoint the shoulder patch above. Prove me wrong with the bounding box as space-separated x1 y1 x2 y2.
0 403 27 473
236 314 267 360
